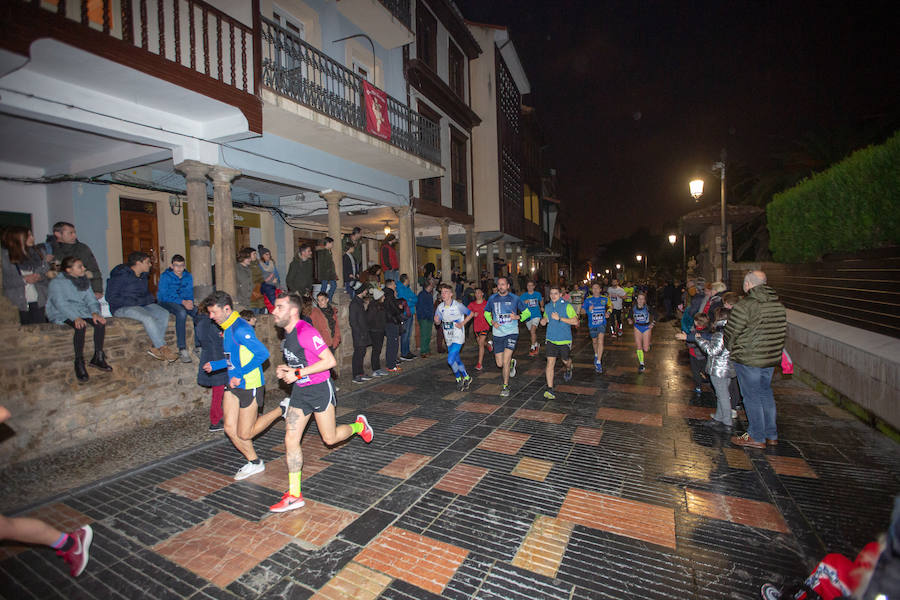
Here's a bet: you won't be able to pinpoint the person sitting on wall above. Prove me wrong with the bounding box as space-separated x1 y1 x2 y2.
47 222 104 299
157 254 202 363
106 251 177 362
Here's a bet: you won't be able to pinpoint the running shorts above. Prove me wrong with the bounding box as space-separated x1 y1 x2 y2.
634 323 652 333
289 379 336 415
229 386 265 409
545 342 571 360
493 333 518 353
589 327 605 339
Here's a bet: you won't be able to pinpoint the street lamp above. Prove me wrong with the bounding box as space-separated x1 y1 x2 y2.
635 254 642 262
689 150 728 282
668 234 677 246
689 179 704 199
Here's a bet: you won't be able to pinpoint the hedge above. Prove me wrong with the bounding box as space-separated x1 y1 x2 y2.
767 130 900 262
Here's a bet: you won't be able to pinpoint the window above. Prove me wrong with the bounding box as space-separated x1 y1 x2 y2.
450 127 468 214
416 0 437 70
448 42 464 99
418 101 442 204
523 184 539 224
273 5 305 75
353 62 370 82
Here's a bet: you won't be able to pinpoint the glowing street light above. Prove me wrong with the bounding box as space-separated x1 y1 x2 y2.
689 179 704 199
615 263 621 271
668 234 677 245
635 254 642 262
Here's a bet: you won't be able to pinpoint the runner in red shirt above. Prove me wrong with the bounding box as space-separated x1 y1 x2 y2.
467 288 489 370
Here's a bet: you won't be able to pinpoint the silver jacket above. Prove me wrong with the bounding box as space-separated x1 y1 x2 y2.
695 320 735 379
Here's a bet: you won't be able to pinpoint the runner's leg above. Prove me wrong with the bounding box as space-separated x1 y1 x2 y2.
223 392 257 461
545 356 557 389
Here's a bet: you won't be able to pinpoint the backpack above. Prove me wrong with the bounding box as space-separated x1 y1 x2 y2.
397 298 412 320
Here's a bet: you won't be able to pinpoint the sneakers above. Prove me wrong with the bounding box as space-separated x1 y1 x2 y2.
280 397 291 419
500 384 510 397
693 386 702 395
179 349 192 363
595 363 603 374
373 369 389 377
461 376 472 391
760 583 782 600
475 362 483 371
356 415 374 443
208 421 224 432
234 460 265 480
387 366 402 373
529 345 538 357
638 364 645 373
487 340 493 352
731 408 738 420
269 492 305 513
730 432 765 449
544 389 556 400
400 353 415 361
147 346 166 360
509 358 517 378
58 525 92 577
456 377 465 391
160 345 179 362
352 375 372 383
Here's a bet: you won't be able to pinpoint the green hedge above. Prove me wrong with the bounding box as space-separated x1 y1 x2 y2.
767 130 900 262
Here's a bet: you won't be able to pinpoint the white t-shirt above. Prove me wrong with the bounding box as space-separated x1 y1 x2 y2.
607 286 625 310
435 300 470 345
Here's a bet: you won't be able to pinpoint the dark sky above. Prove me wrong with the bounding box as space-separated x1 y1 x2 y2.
455 0 900 248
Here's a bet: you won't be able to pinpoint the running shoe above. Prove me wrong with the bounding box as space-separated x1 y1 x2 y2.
487 340 493 352
387 366 402 373
456 377 464 391
462 376 472 391
529 346 538 357
234 460 265 480
509 358 517 378
280 397 291 418
356 415 374 443
543 389 556 400
208 421 224 433
596 363 603 374
269 492 305 513
475 362 483 371
58 525 92 577
639 364 645 373
760 583 782 600
563 366 573 382
500 384 510 397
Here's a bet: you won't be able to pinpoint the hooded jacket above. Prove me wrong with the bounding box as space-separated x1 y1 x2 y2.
689 319 734 378
106 264 155 313
724 284 787 368
157 268 194 304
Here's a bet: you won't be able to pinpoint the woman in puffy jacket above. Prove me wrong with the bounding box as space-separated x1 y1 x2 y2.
46 256 112 382
677 306 734 428
1 226 52 324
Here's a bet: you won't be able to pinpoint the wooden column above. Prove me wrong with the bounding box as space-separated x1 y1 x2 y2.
440 218 452 282
176 160 212 300
210 166 241 298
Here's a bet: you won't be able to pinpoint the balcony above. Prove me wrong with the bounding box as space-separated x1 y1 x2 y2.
333 0 414 50
260 17 441 176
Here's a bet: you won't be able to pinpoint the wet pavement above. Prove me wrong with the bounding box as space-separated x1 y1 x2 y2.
2 321 899 599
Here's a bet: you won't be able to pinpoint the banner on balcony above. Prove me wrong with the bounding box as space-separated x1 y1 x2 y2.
363 81 391 141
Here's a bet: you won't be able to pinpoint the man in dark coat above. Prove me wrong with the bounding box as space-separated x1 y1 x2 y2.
348 283 371 383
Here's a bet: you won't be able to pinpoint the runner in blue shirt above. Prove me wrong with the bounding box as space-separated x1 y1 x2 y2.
540 285 578 399
434 283 475 391
520 280 544 357
580 282 611 373
484 276 532 397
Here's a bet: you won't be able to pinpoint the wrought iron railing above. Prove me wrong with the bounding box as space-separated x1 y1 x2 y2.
260 17 439 164
378 0 411 29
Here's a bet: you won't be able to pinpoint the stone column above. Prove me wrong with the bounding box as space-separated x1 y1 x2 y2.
440 218 452 282
176 160 212 300
485 243 493 278
464 223 476 280
498 241 507 278
321 191 344 290
210 167 241 298
398 205 416 282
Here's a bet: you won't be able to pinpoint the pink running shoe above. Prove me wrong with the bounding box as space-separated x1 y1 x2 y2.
270 492 305 513
59 525 93 577
356 415 374 443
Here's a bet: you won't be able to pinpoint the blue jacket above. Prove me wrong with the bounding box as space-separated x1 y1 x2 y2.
195 314 228 387
46 275 101 323
106 264 155 314
416 290 435 321
208 311 268 389
157 268 194 304
397 282 417 317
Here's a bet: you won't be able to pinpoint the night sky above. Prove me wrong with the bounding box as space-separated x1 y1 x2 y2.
455 0 900 250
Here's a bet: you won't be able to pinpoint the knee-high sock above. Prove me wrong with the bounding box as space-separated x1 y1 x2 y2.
289 470 301 497
636 349 644 364
448 343 467 378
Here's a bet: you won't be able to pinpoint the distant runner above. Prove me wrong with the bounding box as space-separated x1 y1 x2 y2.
520 280 543 356
434 283 475 391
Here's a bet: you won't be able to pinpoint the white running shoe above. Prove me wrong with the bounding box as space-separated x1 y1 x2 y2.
509 358 517 378
234 460 265 480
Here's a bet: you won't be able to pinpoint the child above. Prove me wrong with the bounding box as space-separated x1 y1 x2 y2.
197 298 228 432
687 312 710 394
677 307 734 428
467 287 489 370
540 286 578 399
434 282 475 390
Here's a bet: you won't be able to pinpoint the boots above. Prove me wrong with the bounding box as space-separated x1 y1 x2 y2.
89 350 113 372
74 359 89 383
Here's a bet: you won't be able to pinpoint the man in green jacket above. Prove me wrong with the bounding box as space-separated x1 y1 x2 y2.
286 244 313 296
725 270 787 449
316 237 338 302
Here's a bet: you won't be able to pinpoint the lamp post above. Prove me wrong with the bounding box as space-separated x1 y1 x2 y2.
689 150 729 283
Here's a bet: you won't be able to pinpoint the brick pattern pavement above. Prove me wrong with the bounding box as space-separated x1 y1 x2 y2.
3 323 899 599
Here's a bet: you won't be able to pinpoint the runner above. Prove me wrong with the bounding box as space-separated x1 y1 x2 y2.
203 291 282 480
623 281 635 314
434 283 475 390
520 280 543 356
484 276 532 397
627 291 654 372
607 279 626 336
540 286 577 399
269 292 373 512
467 287 489 370
580 282 611 373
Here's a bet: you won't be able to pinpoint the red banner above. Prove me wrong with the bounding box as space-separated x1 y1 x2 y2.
363 81 391 141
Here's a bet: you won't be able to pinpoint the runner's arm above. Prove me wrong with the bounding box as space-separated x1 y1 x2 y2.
559 304 578 326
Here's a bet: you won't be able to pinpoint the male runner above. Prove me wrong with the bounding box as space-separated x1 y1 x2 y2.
434 283 475 391
581 282 612 373
607 279 626 336
520 280 544 356
203 291 281 480
484 276 532 397
270 292 373 512
540 286 578 399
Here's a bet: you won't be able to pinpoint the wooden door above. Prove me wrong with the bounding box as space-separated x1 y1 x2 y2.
120 199 160 294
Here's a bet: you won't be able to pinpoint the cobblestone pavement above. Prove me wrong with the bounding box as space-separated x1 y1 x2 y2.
2 322 899 599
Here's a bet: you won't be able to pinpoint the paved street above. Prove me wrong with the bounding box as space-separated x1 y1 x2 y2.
2 323 899 599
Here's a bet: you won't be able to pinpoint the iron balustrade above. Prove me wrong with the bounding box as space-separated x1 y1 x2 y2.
377 0 411 29
260 16 439 164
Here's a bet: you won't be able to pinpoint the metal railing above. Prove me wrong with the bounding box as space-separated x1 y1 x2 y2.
260 17 439 164
378 0 411 29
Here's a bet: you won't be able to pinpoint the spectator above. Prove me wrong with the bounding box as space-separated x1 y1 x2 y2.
236 247 265 313
382 279 402 372
662 280 677 320
257 246 281 306
310 291 341 382
316 237 338 301
360 264 382 287
705 281 728 316
396 273 417 360
106 251 176 362
688 311 710 394
349 283 371 383
2 226 52 324
417 280 435 357
678 306 734 429
286 244 314 296
342 242 359 296
380 234 399 282
366 287 389 377
726 270 787 448
46 256 112 382
195 296 227 432
342 226 363 269
157 254 201 362
46 222 103 298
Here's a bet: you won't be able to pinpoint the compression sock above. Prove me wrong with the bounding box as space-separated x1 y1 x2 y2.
289 471 302 497
636 349 644 364
251 458 262 465
52 533 73 551
350 421 364 435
